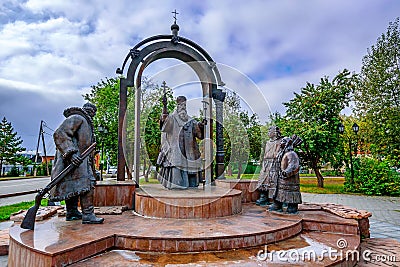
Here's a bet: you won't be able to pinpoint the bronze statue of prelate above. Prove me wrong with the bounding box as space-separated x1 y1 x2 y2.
157 96 205 189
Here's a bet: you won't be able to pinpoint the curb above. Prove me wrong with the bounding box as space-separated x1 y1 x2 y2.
0 176 48 182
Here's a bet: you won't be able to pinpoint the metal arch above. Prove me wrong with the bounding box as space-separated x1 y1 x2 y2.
117 35 224 86
117 36 225 183
133 45 217 93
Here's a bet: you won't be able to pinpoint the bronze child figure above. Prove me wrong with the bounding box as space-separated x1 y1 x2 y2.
49 102 104 224
269 136 302 214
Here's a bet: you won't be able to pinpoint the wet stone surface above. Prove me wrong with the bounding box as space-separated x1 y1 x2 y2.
71 232 360 266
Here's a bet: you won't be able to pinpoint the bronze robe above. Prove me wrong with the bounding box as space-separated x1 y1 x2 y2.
157 111 204 189
274 150 302 204
257 137 282 198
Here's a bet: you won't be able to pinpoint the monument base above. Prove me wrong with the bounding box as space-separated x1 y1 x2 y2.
135 184 242 219
8 183 372 266
8 203 364 266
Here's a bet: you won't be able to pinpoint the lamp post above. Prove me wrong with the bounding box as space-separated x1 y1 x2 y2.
338 122 359 184
97 125 108 181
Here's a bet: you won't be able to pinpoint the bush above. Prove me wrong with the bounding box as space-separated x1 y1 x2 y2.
244 164 259 174
36 162 52 176
7 166 20 177
344 157 400 196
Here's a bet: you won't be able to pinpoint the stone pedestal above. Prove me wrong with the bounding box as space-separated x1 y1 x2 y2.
93 180 136 209
215 179 260 203
135 184 242 219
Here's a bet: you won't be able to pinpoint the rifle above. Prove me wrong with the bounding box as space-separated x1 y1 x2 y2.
20 142 97 230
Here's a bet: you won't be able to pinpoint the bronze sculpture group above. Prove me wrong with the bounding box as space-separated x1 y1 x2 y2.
154 95 302 213
23 99 300 230
256 126 302 214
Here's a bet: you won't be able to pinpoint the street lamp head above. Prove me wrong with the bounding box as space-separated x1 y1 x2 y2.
338 123 345 134
352 123 359 134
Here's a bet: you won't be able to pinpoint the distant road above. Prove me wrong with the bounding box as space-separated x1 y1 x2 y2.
0 177 50 206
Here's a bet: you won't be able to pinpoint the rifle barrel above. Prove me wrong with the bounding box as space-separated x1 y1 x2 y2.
20 142 97 230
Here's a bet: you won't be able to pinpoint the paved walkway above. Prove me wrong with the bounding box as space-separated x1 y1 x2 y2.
302 193 400 241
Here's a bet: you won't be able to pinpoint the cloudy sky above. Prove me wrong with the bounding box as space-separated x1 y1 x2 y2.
1 0 399 153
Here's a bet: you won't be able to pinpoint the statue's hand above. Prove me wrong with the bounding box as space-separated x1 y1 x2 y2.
161 113 169 121
71 153 83 167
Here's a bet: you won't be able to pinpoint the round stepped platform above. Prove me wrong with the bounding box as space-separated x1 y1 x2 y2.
135 184 242 219
9 205 303 266
8 203 362 266
7 181 366 266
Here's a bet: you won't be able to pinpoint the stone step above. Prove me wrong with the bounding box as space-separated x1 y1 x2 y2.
71 232 361 266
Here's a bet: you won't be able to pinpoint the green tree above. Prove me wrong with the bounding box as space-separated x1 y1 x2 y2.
84 76 175 180
223 91 262 178
354 17 400 166
121 77 175 180
140 79 175 180
274 70 357 187
240 111 262 163
83 77 123 167
14 155 33 175
0 117 25 176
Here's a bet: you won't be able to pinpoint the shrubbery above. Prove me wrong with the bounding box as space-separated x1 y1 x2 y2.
35 162 52 176
7 166 20 177
344 157 400 196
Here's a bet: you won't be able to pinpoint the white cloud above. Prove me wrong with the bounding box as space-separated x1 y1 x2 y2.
1 0 400 150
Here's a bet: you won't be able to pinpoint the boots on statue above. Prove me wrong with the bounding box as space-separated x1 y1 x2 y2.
255 192 271 206
66 196 82 221
287 203 299 214
268 200 283 212
80 190 104 224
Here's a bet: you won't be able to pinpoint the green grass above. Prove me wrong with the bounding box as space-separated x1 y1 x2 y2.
225 175 345 194
0 199 48 221
140 178 161 184
0 199 65 222
225 174 259 180
142 175 345 194
299 177 345 194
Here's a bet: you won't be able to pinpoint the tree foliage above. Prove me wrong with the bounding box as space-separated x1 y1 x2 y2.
117 77 175 180
223 92 262 178
354 17 400 166
83 76 175 179
83 77 124 166
273 70 357 187
345 157 400 196
139 78 175 179
0 117 25 176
